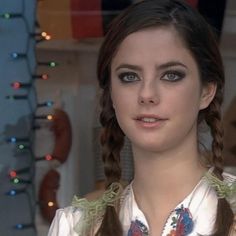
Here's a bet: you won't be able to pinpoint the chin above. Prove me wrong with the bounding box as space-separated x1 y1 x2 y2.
133 140 169 153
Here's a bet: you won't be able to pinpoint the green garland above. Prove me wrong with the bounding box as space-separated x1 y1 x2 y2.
71 171 236 235
71 182 123 235
204 172 236 199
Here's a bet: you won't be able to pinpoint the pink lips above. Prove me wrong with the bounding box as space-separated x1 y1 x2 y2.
134 114 168 128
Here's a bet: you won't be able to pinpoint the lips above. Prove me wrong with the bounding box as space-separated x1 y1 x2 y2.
138 117 162 123
134 114 168 128
135 114 167 122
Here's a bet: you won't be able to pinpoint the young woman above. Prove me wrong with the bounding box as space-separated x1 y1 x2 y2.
48 0 236 235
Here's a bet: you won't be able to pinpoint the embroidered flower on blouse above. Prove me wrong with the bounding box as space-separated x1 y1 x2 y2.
128 219 149 236
168 205 193 236
167 229 177 236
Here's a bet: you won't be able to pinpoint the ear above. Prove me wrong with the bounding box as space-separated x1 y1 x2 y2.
199 82 217 110
110 87 115 109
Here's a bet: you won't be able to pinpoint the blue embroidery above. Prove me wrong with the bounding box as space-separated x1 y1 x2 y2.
128 219 148 236
127 205 193 236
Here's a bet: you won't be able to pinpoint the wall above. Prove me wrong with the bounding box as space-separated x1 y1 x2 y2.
0 0 37 235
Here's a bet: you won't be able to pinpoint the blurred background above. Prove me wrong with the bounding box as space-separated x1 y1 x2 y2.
0 0 235 235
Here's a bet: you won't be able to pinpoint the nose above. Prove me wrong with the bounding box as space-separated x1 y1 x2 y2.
138 81 160 105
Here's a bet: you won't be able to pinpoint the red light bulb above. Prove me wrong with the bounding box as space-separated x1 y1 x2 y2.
45 154 52 161
9 170 17 178
41 74 49 80
11 82 21 89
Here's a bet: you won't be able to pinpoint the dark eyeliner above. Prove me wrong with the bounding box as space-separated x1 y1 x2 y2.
118 72 138 83
161 70 186 82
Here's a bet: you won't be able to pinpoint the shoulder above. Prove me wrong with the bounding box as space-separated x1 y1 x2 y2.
191 171 236 235
48 206 82 236
47 190 105 236
191 177 218 235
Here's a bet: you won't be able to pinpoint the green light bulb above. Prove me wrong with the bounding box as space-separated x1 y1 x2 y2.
13 178 19 184
18 144 24 150
4 13 10 19
49 62 57 67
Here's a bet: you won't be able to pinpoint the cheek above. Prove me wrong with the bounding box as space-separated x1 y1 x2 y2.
172 87 201 117
112 90 131 113
111 81 134 110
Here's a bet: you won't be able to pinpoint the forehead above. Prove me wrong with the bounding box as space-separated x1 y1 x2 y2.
111 26 197 69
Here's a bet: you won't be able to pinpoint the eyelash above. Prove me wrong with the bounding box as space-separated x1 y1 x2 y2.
118 72 139 83
118 70 186 83
161 70 186 82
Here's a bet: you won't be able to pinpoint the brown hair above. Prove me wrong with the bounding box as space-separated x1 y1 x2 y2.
96 0 234 235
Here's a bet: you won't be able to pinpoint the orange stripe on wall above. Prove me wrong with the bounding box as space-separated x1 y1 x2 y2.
70 0 103 39
38 0 72 40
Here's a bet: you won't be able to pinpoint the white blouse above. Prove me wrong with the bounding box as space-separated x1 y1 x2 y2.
48 171 236 236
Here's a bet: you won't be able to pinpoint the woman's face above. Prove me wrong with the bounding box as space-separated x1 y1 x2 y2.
110 27 215 153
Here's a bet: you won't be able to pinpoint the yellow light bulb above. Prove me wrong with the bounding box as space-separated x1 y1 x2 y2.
47 115 53 120
45 35 51 40
41 32 47 37
48 201 54 207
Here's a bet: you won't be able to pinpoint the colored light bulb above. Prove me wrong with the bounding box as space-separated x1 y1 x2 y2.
45 154 52 161
11 53 26 59
2 13 22 19
45 35 51 40
47 115 53 120
41 32 47 37
13 178 19 184
49 62 57 67
48 201 54 207
42 74 49 80
11 53 18 59
46 101 53 107
9 170 17 178
4 13 10 19
10 137 16 143
15 224 23 229
9 190 16 196
18 144 25 150
11 82 21 89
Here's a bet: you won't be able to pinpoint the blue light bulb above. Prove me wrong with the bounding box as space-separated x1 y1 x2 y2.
15 224 23 229
10 137 16 143
11 53 18 59
10 190 16 196
46 101 53 107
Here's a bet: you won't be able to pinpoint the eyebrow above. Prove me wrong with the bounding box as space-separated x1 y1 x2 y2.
115 61 188 71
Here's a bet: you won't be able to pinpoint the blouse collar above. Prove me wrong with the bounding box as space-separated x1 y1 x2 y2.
119 168 218 235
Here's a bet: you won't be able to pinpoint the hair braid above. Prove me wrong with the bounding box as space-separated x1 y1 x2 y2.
205 95 234 235
95 90 124 236
100 120 124 186
205 96 224 179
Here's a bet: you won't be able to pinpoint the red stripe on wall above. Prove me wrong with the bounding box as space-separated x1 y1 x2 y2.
70 0 103 39
186 0 199 8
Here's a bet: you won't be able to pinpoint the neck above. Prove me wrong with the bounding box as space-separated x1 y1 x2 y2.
131 136 207 216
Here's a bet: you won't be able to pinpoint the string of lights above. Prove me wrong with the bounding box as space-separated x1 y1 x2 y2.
1 0 57 234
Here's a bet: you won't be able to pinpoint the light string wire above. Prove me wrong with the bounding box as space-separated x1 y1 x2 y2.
1 0 54 233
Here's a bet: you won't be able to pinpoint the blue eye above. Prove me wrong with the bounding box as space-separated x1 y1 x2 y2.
162 71 185 82
118 72 139 83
